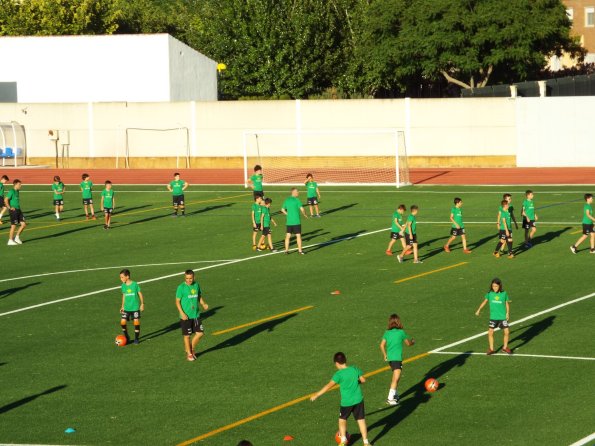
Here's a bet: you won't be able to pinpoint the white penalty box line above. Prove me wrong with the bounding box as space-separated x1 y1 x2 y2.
432 351 595 361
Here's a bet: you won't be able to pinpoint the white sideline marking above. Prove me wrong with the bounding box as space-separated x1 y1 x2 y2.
0 260 239 284
430 293 595 353
569 432 595 446
432 351 595 361
0 227 389 318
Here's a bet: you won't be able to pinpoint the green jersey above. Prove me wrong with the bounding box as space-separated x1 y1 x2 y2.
485 290 509 320
170 180 185 196
523 199 535 220
52 182 65 200
282 196 303 225
306 181 318 198
176 281 202 319
251 202 263 225
583 203 593 224
6 188 20 209
250 174 263 192
101 189 115 208
80 180 93 199
382 328 410 361
121 281 142 312
499 208 511 230
391 212 404 232
406 214 417 235
451 206 464 228
332 366 364 407
0 182 4 199
262 206 271 227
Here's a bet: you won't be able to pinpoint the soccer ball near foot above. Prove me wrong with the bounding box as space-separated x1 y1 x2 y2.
425 377 439 392
115 335 127 347
335 431 350 444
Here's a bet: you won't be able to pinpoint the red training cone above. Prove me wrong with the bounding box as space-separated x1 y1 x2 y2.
283 435 294 441
330 290 341 295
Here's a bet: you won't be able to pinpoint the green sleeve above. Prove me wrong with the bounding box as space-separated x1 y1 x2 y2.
175 285 182 299
332 371 340 384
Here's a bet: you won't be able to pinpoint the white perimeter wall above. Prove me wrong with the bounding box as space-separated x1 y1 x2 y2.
0 34 217 103
0 97 593 166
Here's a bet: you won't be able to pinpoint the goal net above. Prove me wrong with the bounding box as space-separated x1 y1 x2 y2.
242 129 409 187
124 127 190 168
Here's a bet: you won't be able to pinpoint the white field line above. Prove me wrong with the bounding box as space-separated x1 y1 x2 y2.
569 432 595 446
432 351 595 361
0 260 239 284
430 293 595 353
0 227 389 318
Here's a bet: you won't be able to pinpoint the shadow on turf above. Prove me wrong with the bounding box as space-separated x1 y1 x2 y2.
272 229 330 249
514 227 572 257
359 352 470 444
469 233 497 251
0 385 67 415
306 230 367 253
509 315 555 350
117 204 152 214
320 203 358 216
0 282 41 300
141 306 224 342
187 203 235 216
26 223 102 242
199 314 297 355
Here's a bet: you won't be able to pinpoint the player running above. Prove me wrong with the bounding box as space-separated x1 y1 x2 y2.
119 269 145 345
475 278 512 355
570 193 595 254
167 172 188 217
444 197 472 254
386 204 408 256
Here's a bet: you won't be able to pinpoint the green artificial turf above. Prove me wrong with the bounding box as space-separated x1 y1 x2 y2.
0 184 593 445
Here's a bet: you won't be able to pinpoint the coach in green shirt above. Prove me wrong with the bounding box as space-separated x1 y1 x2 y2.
281 188 308 255
175 270 209 362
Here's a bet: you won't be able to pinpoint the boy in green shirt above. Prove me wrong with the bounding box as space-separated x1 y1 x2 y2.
475 278 512 355
281 188 308 255
398 205 421 263
0 174 8 224
175 270 209 362
570 193 595 254
100 180 115 230
80 173 96 220
167 172 189 217
521 190 538 248
305 173 321 217
386 204 409 256
247 164 264 199
444 197 472 254
251 195 263 250
119 269 145 345
494 200 514 258
257 197 277 252
380 314 415 406
5 179 26 245
310 352 372 446
51 175 65 221
503 193 518 229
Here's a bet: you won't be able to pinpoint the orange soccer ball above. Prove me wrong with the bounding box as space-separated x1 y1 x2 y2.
115 335 127 347
425 378 439 392
335 431 350 444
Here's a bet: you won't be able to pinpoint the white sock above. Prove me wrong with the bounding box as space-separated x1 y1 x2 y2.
341 436 347 443
388 388 396 400
364 440 370 445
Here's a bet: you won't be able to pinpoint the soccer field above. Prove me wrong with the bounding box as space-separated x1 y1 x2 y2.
1 184 594 446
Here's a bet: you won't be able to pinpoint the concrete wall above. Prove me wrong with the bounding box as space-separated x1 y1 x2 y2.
0 34 217 103
0 96 592 168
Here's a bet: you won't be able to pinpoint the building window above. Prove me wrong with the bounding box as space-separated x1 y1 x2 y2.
586 7 595 27
566 8 573 21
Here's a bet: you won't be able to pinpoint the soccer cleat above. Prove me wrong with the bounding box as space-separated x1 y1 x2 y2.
385 250 393 256
413 260 423 264
0 220 3 224
298 251 306 255
507 254 514 259
493 252 500 258
14 236 22 245
316 214 321 218
285 251 290 255
271 249 279 253
486 349 496 355
7 239 17 246
444 245 451 253
570 245 577 254
525 242 533 248
256 247 263 252
591 249 595 254
103 225 108 230
186 353 196 362
133 339 139 345
502 347 513 355
85 215 90 220
397 255 403 263
463 249 472 254
92 215 97 220
386 398 399 406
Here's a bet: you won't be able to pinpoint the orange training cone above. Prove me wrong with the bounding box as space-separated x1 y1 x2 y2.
330 290 341 295
283 435 294 441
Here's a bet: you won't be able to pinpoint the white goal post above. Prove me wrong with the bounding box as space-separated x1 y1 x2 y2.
124 127 190 169
242 128 410 187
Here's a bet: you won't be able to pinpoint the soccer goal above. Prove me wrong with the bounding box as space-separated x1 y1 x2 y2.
124 127 190 168
242 129 410 187
0 121 27 167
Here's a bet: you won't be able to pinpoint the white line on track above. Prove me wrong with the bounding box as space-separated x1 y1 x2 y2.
430 292 595 353
0 227 389 318
569 432 595 446
0 260 239 284
432 351 595 361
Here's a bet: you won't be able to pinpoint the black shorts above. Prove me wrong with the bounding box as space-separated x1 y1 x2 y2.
522 218 536 229
173 195 185 206
339 401 365 421
389 361 403 371
253 223 262 232
253 191 264 199
489 319 509 329
180 318 204 335
583 224 594 235
390 231 403 240
104 208 113 215
262 226 271 236
82 198 93 205
307 197 318 205
121 310 141 321
499 230 512 240
405 233 417 246
286 224 302 235
9 209 25 225
451 228 465 237
53 199 64 206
